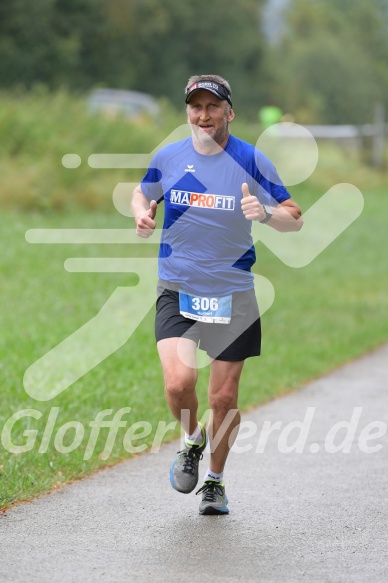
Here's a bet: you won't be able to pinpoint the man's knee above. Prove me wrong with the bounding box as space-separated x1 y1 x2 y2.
209 389 238 414
164 372 197 400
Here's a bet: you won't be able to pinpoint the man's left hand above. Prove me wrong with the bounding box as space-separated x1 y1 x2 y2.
241 182 304 232
240 182 266 222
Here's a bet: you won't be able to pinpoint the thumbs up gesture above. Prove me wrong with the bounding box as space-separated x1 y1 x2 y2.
241 182 251 199
148 199 158 220
136 199 158 238
241 183 265 222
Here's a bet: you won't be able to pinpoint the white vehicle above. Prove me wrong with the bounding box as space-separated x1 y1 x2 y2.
88 88 160 120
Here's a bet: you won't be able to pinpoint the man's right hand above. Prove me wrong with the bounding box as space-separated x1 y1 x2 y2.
135 200 158 238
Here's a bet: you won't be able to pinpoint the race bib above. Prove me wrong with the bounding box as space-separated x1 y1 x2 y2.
179 291 232 324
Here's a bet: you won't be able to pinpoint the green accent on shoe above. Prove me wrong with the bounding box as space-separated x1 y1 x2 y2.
169 423 207 494
196 479 229 515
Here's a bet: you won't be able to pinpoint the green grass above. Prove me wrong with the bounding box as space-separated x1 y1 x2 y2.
0 92 387 509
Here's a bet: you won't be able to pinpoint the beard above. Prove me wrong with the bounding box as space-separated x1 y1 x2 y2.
191 123 229 152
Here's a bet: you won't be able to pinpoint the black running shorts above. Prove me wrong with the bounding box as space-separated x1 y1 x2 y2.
155 280 261 361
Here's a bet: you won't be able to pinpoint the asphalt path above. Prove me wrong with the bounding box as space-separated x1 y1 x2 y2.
1 345 388 583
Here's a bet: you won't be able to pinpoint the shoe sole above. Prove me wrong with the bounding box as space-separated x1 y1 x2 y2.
199 506 229 515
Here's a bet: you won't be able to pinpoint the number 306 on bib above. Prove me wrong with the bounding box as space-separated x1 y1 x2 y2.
179 291 232 324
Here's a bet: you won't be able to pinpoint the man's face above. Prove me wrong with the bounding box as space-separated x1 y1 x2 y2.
186 89 235 150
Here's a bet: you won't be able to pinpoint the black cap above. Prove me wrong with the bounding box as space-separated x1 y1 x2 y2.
185 81 232 107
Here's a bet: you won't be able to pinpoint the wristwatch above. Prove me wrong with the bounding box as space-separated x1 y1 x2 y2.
260 204 273 224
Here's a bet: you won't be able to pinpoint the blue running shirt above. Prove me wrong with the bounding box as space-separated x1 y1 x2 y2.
141 135 290 296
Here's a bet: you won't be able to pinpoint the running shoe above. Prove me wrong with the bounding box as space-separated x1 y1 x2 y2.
169 423 207 494
196 480 229 515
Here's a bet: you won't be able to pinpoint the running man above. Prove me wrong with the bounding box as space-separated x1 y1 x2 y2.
132 74 303 514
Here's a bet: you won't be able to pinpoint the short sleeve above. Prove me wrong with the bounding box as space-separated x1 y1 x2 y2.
140 157 164 203
252 149 291 205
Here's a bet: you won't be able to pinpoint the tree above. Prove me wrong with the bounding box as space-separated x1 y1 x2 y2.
0 0 106 88
269 0 388 123
95 0 267 116
0 0 267 117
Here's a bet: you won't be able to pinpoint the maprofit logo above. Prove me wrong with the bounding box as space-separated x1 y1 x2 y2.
170 190 235 210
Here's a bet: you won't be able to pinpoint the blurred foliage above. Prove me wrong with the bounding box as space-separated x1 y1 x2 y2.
0 0 266 117
0 0 388 122
0 86 386 213
0 87 186 211
267 0 388 123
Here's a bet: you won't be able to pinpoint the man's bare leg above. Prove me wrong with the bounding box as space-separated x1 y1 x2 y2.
207 359 244 473
158 337 210 494
157 337 198 435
